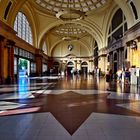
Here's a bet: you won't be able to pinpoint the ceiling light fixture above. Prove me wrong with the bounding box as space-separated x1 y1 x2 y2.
56 9 85 21
56 0 85 21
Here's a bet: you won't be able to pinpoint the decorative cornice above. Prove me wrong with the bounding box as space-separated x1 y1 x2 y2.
0 20 16 35
123 21 140 44
124 21 140 36
6 39 15 46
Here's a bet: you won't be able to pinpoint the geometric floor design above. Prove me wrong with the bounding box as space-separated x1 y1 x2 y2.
117 102 140 113
0 101 26 111
1 112 140 140
1 90 140 136
0 76 140 139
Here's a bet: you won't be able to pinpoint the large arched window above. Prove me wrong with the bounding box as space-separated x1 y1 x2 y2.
108 8 127 45
14 12 33 45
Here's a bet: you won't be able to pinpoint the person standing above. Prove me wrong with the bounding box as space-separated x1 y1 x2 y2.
117 69 122 83
106 69 110 82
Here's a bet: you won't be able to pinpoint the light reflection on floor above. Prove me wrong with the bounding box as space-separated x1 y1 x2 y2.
18 77 29 96
0 76 140 139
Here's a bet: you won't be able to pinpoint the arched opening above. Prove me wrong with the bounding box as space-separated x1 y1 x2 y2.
14 12 33 45
81 61 88 75
67 61 74 76
107 8 127 74
13 12 34 79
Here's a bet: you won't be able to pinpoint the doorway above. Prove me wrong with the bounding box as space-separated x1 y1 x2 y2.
67 61 74 75
18 58 30 77
81 62 88 75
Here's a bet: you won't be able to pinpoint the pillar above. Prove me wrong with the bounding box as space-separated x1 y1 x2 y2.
6 40 15 84
35 49 43 76
88 60 93 73
0 35 5 84
74 60 77 70
77 60 81 71
98 55 107 75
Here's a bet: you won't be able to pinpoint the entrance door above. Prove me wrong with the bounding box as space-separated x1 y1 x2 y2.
67 62 74 76
67 67 73 75
18 58 30 77
81 62 88 75
81 67 87 75
114 62 117 74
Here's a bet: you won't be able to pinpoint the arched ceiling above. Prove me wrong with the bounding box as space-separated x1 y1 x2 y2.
34 0 110 15
28 0 115 50
51 23 88 39
1 0 136 54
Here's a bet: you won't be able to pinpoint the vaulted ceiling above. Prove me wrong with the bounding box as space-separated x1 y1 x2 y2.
0 0 139 56
33 0 110 15
28 0 113 52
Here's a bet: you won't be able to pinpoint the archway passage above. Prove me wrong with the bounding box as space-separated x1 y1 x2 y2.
81 61 88 75
67 61 74 76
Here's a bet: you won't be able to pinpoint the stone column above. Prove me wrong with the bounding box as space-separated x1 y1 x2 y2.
35 49 43 76
77 60 81 71
6 40 15 84
74 60 77 70
89 60 94 74
98 55 106 75
0 35 5 84
109 52 113 71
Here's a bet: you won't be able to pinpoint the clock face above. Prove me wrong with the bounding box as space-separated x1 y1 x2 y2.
68 44 73 51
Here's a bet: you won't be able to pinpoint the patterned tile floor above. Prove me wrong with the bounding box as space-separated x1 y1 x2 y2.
0 75 140 140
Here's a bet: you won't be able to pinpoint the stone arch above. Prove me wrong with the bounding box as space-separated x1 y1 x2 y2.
81 61 88 65
104 1 135 47
104 6 124 47
113 52 118 61
81 61 88 75
113 0 134 27
50 39 91 57
38 20 103 50
67 61 74 66
7 1 38 47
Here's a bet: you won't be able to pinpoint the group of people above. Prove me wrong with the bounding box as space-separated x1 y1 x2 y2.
105 68 131 91
106 68 131 84
117 69 131 84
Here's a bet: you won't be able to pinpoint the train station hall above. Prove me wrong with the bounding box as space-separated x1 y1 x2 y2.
1 0 140 140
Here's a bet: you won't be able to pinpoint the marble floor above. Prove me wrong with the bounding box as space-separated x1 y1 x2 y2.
0 75 140 140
